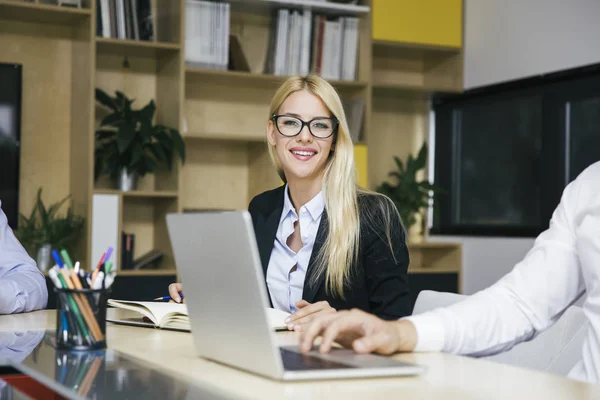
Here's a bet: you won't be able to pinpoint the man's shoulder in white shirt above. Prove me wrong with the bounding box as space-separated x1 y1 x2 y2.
404 161 600 374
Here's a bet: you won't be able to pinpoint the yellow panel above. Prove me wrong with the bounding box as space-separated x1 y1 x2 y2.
372 0 462 48
354 144 369 188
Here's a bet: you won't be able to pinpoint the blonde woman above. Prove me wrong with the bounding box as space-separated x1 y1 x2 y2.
169 75 410 329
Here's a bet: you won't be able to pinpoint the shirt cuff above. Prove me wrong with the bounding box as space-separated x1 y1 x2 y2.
402 312 446 352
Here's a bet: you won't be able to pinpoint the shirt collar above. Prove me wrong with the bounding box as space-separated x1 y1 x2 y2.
283 185 325 222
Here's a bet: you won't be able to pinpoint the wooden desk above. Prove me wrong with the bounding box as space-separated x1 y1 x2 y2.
1 310 598 399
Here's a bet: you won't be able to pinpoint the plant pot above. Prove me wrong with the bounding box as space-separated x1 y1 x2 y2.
117 168 138 192
36 243 52 273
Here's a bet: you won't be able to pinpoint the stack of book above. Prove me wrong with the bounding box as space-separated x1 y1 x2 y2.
96 0 154 41
265 9 360 81
185 0 231 70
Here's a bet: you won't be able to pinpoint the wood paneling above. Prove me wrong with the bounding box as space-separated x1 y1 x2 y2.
0 20 73 218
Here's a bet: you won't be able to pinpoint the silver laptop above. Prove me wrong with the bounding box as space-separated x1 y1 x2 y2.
166 211 425 381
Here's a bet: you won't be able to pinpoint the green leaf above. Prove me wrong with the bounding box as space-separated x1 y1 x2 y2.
117 122 136 154
47 195 70 221
140 100 156 122
169 128 186 164
144 157 157 174
414 142 428 170
95 88 119 112
150 142 168 164
393 156 404 173
95 129 117 141
388 171 401 180
100 112 123 127
130 140 144 168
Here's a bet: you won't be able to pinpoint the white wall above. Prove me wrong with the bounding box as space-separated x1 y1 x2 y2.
464 0 600 89
429 235 535 295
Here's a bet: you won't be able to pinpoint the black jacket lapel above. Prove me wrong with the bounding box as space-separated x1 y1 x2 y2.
302 211 328 304
255 189 285 278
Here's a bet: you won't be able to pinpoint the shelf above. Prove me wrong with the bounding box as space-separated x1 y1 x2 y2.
372 82 463 96
185 67 368 91
0 0 91 24
118 269 177 276
408 265 460 274
94 189 179 198
96 37 180 58
184 132 266 142
408 241 462 250
227 0 370 16
372 39 461 53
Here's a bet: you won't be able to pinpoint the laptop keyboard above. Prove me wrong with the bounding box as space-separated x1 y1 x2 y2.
280 348 354 371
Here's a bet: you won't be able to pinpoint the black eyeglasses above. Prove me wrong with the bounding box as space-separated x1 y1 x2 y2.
271 114 338 139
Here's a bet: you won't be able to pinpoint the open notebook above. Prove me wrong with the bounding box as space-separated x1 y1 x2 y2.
106 299 291 332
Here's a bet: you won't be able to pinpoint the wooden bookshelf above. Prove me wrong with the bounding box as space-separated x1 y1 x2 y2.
371 40 463 94
372 82 463 96
226 0 370 16
96 37 181 58
185 67 368 91
7 0 464 294
0 0 90 24
94 189 179 198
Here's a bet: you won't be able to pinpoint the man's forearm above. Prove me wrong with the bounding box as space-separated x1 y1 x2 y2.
0 269 48 314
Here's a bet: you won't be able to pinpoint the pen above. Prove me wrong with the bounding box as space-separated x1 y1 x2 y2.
153 294 184 302
52 250 64 268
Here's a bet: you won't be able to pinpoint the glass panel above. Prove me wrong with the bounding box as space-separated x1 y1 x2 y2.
452 96 542 227
568 97 600 182
0 330 230 400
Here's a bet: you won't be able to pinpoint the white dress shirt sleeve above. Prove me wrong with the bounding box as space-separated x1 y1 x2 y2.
406 167 590 356
0 204 48 314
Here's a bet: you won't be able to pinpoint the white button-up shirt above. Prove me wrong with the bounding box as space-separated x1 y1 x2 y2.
266 187 324 313
0 201 48 314
406 161 600 383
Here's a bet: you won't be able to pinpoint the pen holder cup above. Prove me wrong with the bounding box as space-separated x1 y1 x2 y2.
54 288 111 351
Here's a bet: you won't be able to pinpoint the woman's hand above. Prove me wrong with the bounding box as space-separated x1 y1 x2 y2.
285 300 336 331
168 283 184 303
298 308 417 355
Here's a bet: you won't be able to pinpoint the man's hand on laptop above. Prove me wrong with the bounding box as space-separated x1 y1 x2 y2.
298 309 418 355
285 300 336 331
168 283 185 304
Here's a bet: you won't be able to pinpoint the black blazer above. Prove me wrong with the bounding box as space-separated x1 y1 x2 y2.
248 186 411 320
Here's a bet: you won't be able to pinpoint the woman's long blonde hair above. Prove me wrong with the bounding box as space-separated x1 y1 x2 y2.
267 75 364 298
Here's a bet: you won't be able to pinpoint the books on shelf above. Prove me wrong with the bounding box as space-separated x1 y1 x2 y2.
185 0 230 70
133 249 164 270
265 9 360 81
343 96 365 142
97 0 153 41
121 231 135 270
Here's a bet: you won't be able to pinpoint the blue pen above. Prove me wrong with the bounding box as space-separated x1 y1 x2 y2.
52 250 64 268
153 294 184 302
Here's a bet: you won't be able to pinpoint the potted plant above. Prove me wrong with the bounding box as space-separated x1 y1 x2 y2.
376 142 443 240
16 188 85 272
94 89 186 191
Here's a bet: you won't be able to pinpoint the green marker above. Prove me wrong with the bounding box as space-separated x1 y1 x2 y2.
105 261 114 274
56 272 93 345
60 249 74 269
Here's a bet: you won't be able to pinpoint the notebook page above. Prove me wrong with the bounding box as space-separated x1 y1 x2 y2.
108 300 187 326
267 308 290 330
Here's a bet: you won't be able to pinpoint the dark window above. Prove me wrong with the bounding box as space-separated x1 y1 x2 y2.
432 65 600 237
